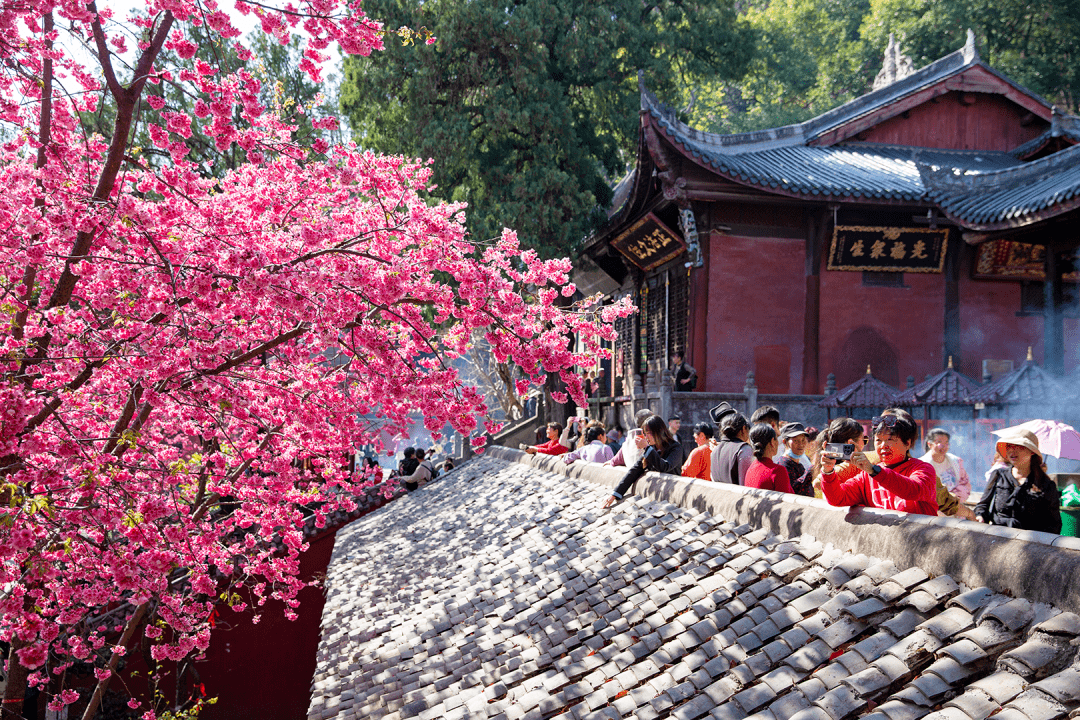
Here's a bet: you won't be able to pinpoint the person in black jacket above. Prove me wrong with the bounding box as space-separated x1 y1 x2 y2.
603 415 685 508
975 428 1061 534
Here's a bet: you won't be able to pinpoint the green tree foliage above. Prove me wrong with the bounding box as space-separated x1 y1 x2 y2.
693 0 1080 134
859 0 1080 110
339 0 754 257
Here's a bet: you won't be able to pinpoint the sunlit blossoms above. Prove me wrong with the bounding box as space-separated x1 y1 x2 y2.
0 0 633 713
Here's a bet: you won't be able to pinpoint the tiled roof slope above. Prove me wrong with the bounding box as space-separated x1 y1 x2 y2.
820 371 900 408
893 367 980 407
309 456 1080 720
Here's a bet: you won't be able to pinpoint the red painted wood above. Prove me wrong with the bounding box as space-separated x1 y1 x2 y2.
860 91 1048 151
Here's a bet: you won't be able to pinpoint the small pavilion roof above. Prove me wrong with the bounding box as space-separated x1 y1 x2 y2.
967 352 1066 404
893 358 981 406
819 366 900 408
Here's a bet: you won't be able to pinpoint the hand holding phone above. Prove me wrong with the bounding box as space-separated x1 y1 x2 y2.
822 442 854 461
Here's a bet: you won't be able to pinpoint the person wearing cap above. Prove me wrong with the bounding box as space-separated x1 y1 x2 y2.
919 428 972 501
819 408 937 515
975 429 1061 533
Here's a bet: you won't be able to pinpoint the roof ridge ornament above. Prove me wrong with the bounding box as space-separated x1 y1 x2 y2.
872 33 915 91
962 28 979 64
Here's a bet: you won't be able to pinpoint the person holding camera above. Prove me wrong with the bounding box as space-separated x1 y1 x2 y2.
602 415 685 508
744 423 794 492
819 408 937 515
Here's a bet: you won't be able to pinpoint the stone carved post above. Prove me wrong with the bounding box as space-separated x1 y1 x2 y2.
744 371 758 416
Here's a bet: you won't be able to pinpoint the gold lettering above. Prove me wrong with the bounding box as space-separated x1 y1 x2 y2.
911 240 928 259
850 239 865 257
890 241 906 260
870 240 886 259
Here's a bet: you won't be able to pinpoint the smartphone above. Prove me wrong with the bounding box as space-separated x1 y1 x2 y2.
823 442 855 461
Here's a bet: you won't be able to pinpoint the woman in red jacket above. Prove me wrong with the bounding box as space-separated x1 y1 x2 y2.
744 423 794 493
819 408 937 515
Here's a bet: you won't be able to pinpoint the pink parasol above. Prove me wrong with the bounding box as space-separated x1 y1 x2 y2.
992 420 1080 460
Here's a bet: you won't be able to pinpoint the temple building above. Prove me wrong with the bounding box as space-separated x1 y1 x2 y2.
577 32 1080 405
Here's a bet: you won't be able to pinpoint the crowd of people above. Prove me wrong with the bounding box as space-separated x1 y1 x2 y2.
522 401 1063 534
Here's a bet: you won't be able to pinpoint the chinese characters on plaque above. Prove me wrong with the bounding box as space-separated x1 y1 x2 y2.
827 226 948 273
611 213 686 271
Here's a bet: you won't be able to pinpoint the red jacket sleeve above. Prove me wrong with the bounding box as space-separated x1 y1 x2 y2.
772 467 794 494
821 471 869 507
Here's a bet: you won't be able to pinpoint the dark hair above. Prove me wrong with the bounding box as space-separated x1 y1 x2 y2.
823 418 864 446
749 423 777 460
402 446 416 458
415 448 426 460
546 421 561 432
668 415 681 422
693 422 714 439
720 412 750 441
586 426 606 443
876 408 919 445
634 408 654 427
751 406 781 425
925 427 950 449
642 415 675 451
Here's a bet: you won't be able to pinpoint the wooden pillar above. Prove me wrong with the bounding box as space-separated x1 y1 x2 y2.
1044 242 1065 374
801 208 826 394
943 230 961 370
686 203 711 390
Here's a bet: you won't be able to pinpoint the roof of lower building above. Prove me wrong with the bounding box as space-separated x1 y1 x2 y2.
968 360 1068 405
309 452 1080 720
893 364 982 406
819 368 901 408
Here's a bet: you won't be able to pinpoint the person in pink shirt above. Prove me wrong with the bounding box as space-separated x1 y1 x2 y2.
819 408 937 516
744 423 794 493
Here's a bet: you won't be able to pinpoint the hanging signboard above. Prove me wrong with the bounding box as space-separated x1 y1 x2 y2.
827 225 948 273
973 239 1080 282
611 213 686 272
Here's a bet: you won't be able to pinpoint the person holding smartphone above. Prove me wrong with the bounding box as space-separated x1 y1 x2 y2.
819 408 937 515
602 415 685 508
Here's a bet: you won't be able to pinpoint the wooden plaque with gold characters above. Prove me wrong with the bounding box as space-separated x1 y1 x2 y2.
611 213 686 271
827 225 948 273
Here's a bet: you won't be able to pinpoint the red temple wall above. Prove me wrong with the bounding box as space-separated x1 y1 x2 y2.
956 270 1045 377
705 232 805 392
817 269 946 390
859 92 1046 151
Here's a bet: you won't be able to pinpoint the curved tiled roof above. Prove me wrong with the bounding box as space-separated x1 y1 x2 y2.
635 34 1080 230
819 370 900 409
893 367 981 406
968 361 1067 405
924 145 1080 229
309 455 1080 720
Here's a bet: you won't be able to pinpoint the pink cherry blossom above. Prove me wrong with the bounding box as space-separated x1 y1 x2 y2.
0 0 635 715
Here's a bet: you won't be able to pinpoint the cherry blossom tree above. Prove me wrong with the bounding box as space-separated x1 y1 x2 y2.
0 0 633 715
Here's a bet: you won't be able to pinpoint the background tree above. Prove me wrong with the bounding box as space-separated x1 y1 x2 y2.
689 0 1080 135
0 0 633 716
338 0 755 257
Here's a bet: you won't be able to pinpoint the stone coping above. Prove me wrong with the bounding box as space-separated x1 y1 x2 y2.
486 447 1080 613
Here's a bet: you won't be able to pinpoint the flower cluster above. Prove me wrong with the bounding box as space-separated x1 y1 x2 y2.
0 0 633 713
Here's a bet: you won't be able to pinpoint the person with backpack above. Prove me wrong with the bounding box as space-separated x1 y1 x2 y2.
401 448 436 492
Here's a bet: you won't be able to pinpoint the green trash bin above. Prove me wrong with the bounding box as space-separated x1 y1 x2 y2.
1061 485 1080 537
1062 508 1080 537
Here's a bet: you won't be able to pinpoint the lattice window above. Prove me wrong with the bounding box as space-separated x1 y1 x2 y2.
667 267 689 357
643 276 665 372
614 297 636 386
